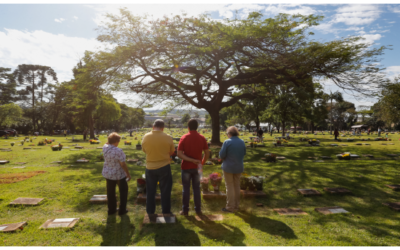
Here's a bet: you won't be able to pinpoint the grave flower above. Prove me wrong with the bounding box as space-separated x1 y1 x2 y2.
200 177 209 191
124 141 132 145
10 142 15 146
209 172 222 191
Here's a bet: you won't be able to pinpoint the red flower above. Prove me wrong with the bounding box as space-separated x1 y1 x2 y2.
137 178 146 185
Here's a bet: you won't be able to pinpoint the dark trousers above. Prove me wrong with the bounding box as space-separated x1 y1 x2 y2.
334 135 338 140
181 169 201 213
106 178 128 215
145 164 172 214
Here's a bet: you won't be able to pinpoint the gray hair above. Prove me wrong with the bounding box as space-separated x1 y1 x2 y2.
153 119 165 129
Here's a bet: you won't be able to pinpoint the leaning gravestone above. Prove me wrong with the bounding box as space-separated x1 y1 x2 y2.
143 214 176 224
315 206 349 215
40 218 80 229
9 198 44 206
297 189 322 197
324 187 352 195
0 222 27 232
273 208 308 215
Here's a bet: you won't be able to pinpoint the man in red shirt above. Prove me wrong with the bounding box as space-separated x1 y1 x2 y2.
177 119 209 216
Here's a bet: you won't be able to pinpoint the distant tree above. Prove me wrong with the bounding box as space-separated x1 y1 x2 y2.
181 113 191 125
374 76 400 128
0 103 23 127
0 67 18 105
325 91 344 134
193 112 200 119
13 64 57 130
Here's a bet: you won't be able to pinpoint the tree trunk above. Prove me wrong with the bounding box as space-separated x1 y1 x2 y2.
32 72 36 131
293 122 297 134
311 121 315 133
255 115 260 131
89 114 95 139
209 110 221 145
281 120 286 137
330 98 333 135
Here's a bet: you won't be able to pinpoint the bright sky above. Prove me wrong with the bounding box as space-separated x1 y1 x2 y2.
1 0 399 109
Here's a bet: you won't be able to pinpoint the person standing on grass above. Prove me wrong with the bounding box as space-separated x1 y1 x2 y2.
334 128 339 140
142 119 175 216
257 128 264 142
102 132 131 216
378 127 382 136
219 126 246 213
177 119 209 216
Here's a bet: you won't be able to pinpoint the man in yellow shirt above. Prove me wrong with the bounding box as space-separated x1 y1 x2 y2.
142 119 175 215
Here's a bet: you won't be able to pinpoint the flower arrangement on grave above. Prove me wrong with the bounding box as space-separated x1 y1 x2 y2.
249 176 265 191
137 178 146 194
136 140 142 150
264 153 277 162
209 172 222 191
210 158 222 164
38 141 45 146
200 177 209 192
89 139 100 144
124 141 132 145
240 174 250 190
205 161 214 165
276 140 281 145
10 142 14 147
51 144 62 151
337 152 351 160
283 139 288 143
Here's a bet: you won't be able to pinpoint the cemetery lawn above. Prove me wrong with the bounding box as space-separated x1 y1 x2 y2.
1 130 400 246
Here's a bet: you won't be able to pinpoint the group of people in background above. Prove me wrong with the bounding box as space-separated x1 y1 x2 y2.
101 119 247 216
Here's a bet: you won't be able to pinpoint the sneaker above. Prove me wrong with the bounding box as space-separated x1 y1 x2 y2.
118 209 128 216
179 210 189 216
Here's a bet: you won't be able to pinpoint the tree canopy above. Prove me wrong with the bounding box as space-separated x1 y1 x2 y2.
94 8 389 143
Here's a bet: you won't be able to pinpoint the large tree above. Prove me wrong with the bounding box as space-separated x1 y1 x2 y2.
13 64 57 130
0 67 18 105
325 91 344 134
0 103 23 128
95 9 388 144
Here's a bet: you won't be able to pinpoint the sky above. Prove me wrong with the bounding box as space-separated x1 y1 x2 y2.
1 1 400 109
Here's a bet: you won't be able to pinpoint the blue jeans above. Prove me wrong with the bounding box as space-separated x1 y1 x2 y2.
181 168 201 213
145 164 172 214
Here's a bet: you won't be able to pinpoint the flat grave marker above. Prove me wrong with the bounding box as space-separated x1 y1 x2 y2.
14 162 27 165
89 195 108 204
127 159 139 163
202 190 227 199
12 166 25 169
10 198 44 206
340 144 348 146
387 154 398 157
0 222 27 232
52 161 63 164
385 184 400 191
363 154 374 158
143 214 176 224
382 202 400 211
315 206 349 215
324 187 353 195
76 159 89 163
96 147 103 149
0 160 9 164
240 190 267 198
276 156 286 160
75 146 84 149
23 148 32 150
273 208 308 216
297 189 322 197
320 156 332 160
194 214 223 221
40 218 80 229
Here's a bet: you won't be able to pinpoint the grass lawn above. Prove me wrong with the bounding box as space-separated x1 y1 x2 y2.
0 129 400 246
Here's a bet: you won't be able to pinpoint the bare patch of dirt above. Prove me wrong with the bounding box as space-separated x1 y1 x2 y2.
0 171 46 184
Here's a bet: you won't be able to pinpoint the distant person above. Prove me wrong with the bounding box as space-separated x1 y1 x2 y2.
257 128 264 142
334 128 339 140
83 129 88 141
367 128 371 135
219 126 246 213
177 119 209 216
102 132 131 215
378 127 382 136
129 129 133 137
142 119 175 215
64 129 67 137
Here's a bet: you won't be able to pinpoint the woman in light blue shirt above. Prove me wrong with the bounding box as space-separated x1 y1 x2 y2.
219 126 246 213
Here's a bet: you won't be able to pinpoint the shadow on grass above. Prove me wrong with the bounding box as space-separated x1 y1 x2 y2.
235 210 297 240
98 214 135 246
134 220 201 246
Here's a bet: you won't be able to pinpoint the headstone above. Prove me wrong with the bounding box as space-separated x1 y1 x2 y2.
9 198 44 205
324 187 352 195
127 159 139 163
385 184 400 191
96 147 103 149
12 166 25 169
297 189 322 196
320 156 332 159
382 202 400 211
63 147 70 149
330 144 338 146
89 195 108 204
240 190 267 198
194 214 223 221
23 148 32 150
202 190 227 199
40 218 80 229
70 149 80 151
0 160 9 165
340 144 348 146
350 154 360 158
273 208 308 215
136 193 161 203
143 214 176 224
76 159 89 163
362 154 374 158
52 161 63 164
276 156 286 160
363 143 370 145
14 162 27 165
315 206 349 215
0 222 27 232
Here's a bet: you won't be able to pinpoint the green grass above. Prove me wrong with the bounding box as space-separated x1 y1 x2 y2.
0 130 400 246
